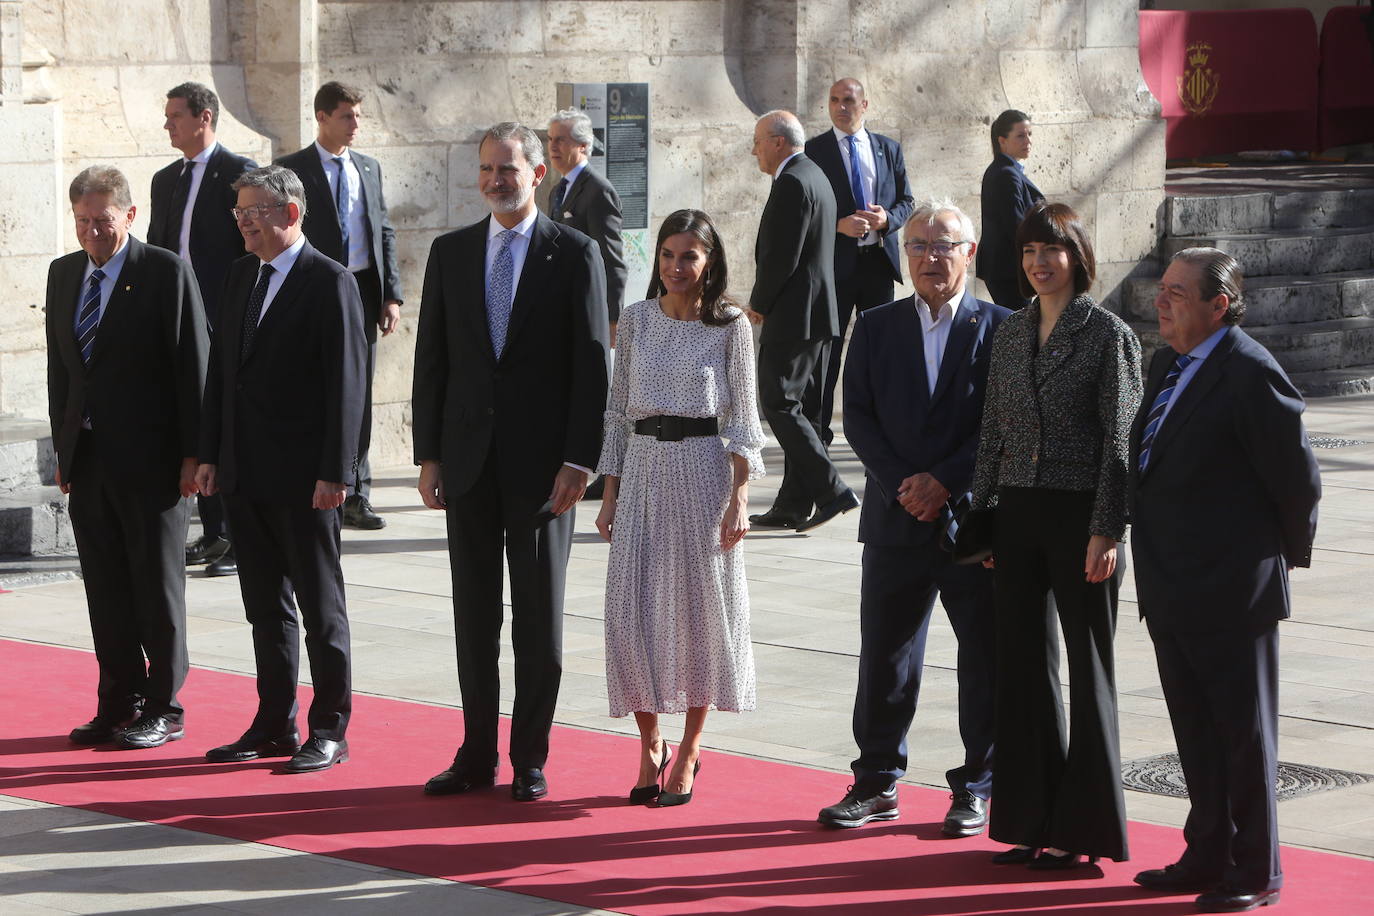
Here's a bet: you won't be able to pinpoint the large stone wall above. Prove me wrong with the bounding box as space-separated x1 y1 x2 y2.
1 0 1165 469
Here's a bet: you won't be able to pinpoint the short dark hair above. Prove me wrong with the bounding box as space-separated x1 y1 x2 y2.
990 109 1030 158
1015 201 1096 299
646 209 736 326
1172 247 1246 324
168 81 219 130
314 81 364 116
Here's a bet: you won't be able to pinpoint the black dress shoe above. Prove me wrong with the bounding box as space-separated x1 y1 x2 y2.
991 846 1039 865
115 713 184 749
1195 886 1280 912
206 547 237 577
1028 850 1099 870
69 713 137 745
818 784 898 828
186 534 230 566
748 508 807 528
1134 864 1220 893
424 760 497 796
205 729 301 763
284 737 348 773
583 477 606 501
941 790 988 837
796 489 860 533
343 494 386 530
511 768 548 801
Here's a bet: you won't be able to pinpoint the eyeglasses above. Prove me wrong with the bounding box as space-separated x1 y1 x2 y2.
903 240 970 257
230 203 287 221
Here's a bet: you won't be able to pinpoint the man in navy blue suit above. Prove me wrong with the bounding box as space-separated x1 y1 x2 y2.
805 78 914 446
819 200 1008 836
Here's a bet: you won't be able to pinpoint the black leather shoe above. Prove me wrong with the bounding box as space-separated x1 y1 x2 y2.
511 768 548 801
942 790 988 837
1195 887 1280 912
583 477 606 501
186 534 230 566
69 713 137 745
284 737 348 773
343 495 386 530
115 713 184 749
748 508 807 528
206 547 237 577
818 784 899 828
1134 864 1221 894
796 489 860 533
424 759 497 796
991 846 1039 865
205 729 301 763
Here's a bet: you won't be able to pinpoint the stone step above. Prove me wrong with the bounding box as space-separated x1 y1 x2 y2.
1132 316 1374 380
1121 267 1374 327
1288 364 1374 398
0 417 57 494
1166 188 1374 235
1164 225 1374 278
0 485 74 557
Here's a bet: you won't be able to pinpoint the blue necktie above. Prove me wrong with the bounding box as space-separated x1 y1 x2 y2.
1138 353 1194 471
75 269 105 365
333 156 351 260
240 264 275 361
845 134 867 212
487 229 518 357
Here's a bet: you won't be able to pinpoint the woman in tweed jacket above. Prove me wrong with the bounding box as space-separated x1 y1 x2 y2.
971 202 1143 869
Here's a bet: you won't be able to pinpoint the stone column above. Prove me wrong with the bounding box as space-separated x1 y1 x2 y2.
244 0 317 154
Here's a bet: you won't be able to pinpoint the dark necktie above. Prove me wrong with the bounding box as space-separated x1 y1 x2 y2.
167 160 195 250
1138 353 1195 471
845 134 867 212
550 176 569 215
75 269 105 365
333 156 351 258
240 264 275 360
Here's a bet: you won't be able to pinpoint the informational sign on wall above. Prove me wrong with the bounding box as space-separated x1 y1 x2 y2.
556 82 650 305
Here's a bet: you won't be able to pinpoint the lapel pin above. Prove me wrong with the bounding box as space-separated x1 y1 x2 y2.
562 211 573 219
124 285 132 291
970 315 978 324
545 254 553 261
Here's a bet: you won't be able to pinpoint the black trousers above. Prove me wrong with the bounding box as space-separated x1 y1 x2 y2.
853 542 996 797
757 333 846 518
67 433 189 720
821 251 895 445
225 494 352 741
989 486 1129 861
1148 619 1283 891
352 265 383 500
445 448 571 771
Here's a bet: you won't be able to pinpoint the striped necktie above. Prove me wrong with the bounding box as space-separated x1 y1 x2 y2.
75 269 105 365
1138 353 1194 472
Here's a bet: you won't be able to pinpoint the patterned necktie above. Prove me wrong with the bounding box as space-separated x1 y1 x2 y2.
167 160 195 250
333 156 351 258
75 269 105 365
845 134 867 212
486 229 518 357
240 264 275 360
550 177 569 215
1138 353 1195 471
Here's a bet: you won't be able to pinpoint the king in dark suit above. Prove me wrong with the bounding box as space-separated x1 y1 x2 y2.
413 122 609 803
804 78 914 446
147 81 258 577
47 166 208 750
748 109 858 533
276 81 403 531
197 166 368 775
1129 248 1320 913
819 201 1006 836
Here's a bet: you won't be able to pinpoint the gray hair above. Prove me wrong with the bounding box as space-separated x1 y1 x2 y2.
904 197 977 244
549 108 594 148
69 165 133 210
232 165 308 222
1172 246 1245 324
759 110 805 149
482 121 545 170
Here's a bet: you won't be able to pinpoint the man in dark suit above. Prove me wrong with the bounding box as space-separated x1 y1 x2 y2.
276 81 402 531
46 166 208 749
413 122 609 803
1129 248 1320 913
819 201 1006 835
147 81 258 577
748 109 858 533
197 166 367 774
805 78 914 446
976 110 1042 311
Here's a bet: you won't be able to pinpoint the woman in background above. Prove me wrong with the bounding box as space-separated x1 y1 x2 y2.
977 109 1044 310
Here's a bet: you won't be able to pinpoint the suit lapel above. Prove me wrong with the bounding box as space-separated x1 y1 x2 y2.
1147 327 1236 468
461 218 497 363
1034 295 1092 387
356 151 381 246
191 145 226 228
868 133 889 207
1133 347 1173 465
242 243 313 363
929 293 982 408
559 169 590 215
502 214 559 360
818 134 854 211
891 297 930 413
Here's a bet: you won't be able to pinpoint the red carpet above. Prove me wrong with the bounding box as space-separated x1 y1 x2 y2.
1 637 1369 915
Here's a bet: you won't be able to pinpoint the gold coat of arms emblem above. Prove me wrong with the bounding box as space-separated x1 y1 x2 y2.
1177 42 1221 116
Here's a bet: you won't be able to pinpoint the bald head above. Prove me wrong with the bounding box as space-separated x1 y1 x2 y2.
752 110 805 175
828 78 869 134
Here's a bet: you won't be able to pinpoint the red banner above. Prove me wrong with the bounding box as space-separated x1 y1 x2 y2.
1319 6 1374 149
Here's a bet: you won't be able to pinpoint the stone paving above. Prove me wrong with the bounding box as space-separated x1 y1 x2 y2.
2 394 1372 914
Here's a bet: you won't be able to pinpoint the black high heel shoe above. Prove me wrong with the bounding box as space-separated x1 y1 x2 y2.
1027 851 1100 870
991 846 1039 865
629 741 672 804
656 758 701 807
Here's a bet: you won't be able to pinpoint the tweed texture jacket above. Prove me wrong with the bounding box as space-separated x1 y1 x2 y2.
971 293 1143 540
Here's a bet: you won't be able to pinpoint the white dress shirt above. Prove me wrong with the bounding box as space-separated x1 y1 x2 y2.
833 126 878 246
916 290 961 394
315 141 370 272
253 233 308 323
177 140 218 261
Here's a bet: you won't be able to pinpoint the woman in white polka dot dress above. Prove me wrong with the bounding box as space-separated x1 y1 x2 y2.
595 209 765 807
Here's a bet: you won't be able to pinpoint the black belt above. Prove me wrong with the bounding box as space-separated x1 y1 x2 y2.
857 243 886 254
633 415 719 442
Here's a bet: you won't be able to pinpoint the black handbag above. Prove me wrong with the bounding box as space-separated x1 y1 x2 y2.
940 493 995 565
